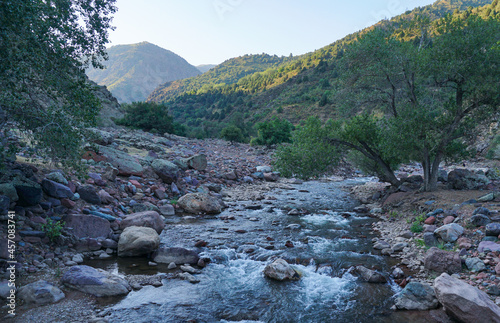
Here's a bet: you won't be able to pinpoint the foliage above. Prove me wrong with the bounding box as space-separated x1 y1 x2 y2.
220 125 245 143
116 102 184 135
251 118 294 146
410 222 424 233
0 0 116 167
42 219 65 243
274 117 339 179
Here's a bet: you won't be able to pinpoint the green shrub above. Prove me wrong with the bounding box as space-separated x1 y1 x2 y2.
410 222 423 233
42 219 65 242
220 125 245 143
116 102 182 135
251 118 293 147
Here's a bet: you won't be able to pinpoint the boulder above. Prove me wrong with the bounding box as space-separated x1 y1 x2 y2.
424 247 462 274
13 177 41 206
470 214 491 227
177 193 224 214
352 265 387 283
153 247 199 265
448 169 490 190
256 166 272 173
77 185 101 205
185 154 207 171
434 223 464 242
151 159 179 184
423 232 439 247
117 226 160 257
88 128 114 146
434 273 500 323
0 183 18 202
465 257 486 272
119 211 165 234
159 204 175 216
373 240 391 250
61 265 130 297
486 223 500 237
41 179 73 199
0 195 9 215
264 172 279 182
64 214 111 239
394 282 439 310
99 146 144 176
46 172 68 185
263 258 300 281
98 189 114 205
18 280 64 305
478 241 500 253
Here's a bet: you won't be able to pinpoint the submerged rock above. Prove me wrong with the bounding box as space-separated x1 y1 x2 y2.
352 265 387 283
263 258 300 281
61 265 130 297
153 247 199 265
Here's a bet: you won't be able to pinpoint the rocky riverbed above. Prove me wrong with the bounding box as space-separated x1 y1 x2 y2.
1 128 500 322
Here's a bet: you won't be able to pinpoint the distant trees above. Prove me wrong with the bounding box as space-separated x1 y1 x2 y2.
116 102 185 135
251 118 294 147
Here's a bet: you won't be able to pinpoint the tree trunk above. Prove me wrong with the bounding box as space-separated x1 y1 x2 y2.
422 150 441 192
374 155 401 187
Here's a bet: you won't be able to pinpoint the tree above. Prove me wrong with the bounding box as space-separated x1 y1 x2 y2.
251 118 294 147
0 0 117 166
220 125 244 143
116 102 179 135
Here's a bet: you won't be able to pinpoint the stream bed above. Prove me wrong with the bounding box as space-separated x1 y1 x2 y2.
87 179 440 323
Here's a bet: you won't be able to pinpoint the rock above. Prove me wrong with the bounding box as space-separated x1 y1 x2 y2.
120 211 165 234
438 169 448 182
353 266 387 283
151 159 179 184
392 267 405 279
178 272 200 284
263 258 300 281
89 210 116 221
0 195 9 215
424 247 461 274
41 179 73 199
374 240 391 250
434 273 500 323
118 226 160 257
496 263 500 275
394 282 439 310
61 198 76 208
72 254 84 263
256 166 272 173
474 207 491 216
443 216 455 225
153 247 199 265
224 170 238 180
465 257 486 272
424 232 439 247
264 172 279 182
448 169 490 190
159 204 175 216
392 242 408 252
168 262 177 269
98 189 114 205
457 237 472 249
99 146 144 176
185 154 207 171
434 223 464 242
470 214 491 227
478 193 495 202
78 185 101 205
478 241 500 253
0 183 18 202
0 280 14 299
486 223 500 237
177 193 224 214
88 128 114 146
65 214 111 239
13 177 42 206
18 280 65 305
61 265 130 297
180 265 200 274
46 172 68 185
424 216 436 225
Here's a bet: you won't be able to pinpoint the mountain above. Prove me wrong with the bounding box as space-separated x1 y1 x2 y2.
196 64 217 73
146 0 496 139
87 42 201 103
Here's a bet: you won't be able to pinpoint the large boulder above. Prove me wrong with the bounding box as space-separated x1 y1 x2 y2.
448 169 490 190
151 159 179 184
99 146 144 176
184 154 207 171
0 183 18 202
119 211 164 234
88 128 114 146
177 193 224 214
18 280 65 305
153 247 199 265
434 223 464 242
424 247 462 274
46 172 68 185
61 265 130 297
64 214 111 239
486 223 500 237
394 281 439 310
478 241 500 253
13 177 42 206
118 226 160 257
41 179 73 199
77 185 101 205
263 258 300 281
352 265 387 283
434 273 500 323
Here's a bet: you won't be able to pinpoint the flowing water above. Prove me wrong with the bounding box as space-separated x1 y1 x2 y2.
88 179 438 323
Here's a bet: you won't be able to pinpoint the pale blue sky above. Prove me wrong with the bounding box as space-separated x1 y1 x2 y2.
109 0 436 66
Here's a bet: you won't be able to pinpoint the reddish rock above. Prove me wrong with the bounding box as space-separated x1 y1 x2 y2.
424 247 461 274
285 241 294 248
61 198 76 208
443 216 455 225
129 180 141 188
194 240 207 248
67 181 77 193
457 237 472 250
425 216 436 225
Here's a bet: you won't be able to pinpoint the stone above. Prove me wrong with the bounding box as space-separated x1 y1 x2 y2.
264 172 279 182
256 166 272 173
13 177 42 206
151 159 179 184
424 216 436 225
0 183 18 202
46 172 68 185
168 262 177 269
72 254 84 264
153 247 199 265
78 185 101 205
120 211 165 234
457 237 472 249
392 242 408 252
61 265 130 297
178 272 200 284
424 232 439 247
41 179 73 199
18 280 65 305
434 273 500 323
88 128 114 146
478 193 495 202
470 214 491 227
392 267 405 279
394 282 439 310
434 223 464 242
486 223 500 237
98 190 114 205
478 241 500 253
443 216 455 225
185 154 207 171
466 258 486 272
448 169 490 190
374 240 391 250
177 193 224 214
0 280 14 299
424 247 461 274
180 265 200 274
263 258 300 281
99 146 144 176
65 214 110 239
224 170 238 180
159 204 175 216
474 207 491 216
117 226 160 257
353 265 387 283
61 198 76 208
88 210 116 221
0 195 9 215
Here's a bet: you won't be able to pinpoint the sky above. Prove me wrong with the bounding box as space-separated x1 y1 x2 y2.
108 0 437 66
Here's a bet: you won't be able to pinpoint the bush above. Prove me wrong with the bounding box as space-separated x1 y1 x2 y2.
116 102 182 135
251 118 293 147
220 125 245 143
42 219 65 242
